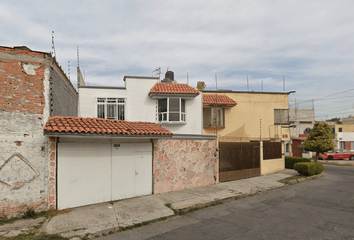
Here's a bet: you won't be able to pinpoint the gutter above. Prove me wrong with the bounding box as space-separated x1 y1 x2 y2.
43 131 173 139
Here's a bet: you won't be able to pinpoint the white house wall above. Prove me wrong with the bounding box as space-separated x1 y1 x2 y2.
78 77 203 134
79 87 127 118
337 132 354 149
125 77 158 122
160 94 203 134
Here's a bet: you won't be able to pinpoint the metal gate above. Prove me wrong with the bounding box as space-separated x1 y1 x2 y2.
219 142 260 182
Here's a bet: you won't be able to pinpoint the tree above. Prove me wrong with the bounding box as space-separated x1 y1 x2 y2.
303 122 334 162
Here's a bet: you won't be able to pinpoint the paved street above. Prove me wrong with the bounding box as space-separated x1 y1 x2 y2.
101 165 354 240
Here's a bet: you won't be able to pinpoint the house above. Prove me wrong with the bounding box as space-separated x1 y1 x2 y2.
285 108 315 157
291 134 310 157
202 90 293 182
0 46 78 217
42 71 217 210
327 115 354 150
79 72 203 135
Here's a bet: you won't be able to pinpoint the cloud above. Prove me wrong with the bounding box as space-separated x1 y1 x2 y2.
1 0 354 120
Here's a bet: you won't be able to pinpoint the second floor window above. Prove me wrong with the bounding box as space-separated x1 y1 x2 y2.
274 109 289 125
158 98 185 122
97 98 125 120
203 108 224 127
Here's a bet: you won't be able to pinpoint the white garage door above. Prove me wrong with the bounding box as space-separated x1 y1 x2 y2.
58 142 152 210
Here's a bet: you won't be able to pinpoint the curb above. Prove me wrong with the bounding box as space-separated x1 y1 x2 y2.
284 173 324 186
173 194 242 214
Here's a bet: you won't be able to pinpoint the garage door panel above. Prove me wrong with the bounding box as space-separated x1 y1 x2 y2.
112 154 135 200
135 151 152 196
112 143 152 201
58 143 111 210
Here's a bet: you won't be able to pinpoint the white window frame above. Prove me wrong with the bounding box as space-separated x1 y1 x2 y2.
97 98 125 120
158 98 186 123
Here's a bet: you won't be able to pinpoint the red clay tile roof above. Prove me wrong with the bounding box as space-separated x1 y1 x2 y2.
203 95 237 107
44 116 173 136
149 83 200 95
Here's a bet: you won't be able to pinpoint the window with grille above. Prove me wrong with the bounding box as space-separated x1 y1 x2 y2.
203 107 224 127
158 98 185 122
274 109 289 125
97 98 125 120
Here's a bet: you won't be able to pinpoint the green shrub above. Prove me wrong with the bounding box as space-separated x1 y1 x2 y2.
285 156 311 169
314 162 324 175
294 162 323 176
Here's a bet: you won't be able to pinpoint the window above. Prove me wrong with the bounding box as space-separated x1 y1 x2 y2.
158 98 185 122
274 109 289 125
203 107 224 127
97 98 125 120
339 128 342 132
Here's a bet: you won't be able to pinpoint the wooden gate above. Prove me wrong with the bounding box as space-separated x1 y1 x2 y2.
219 142 260 182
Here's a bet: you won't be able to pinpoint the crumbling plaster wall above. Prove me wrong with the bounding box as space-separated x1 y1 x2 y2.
153 139 217 194
0 48 51 217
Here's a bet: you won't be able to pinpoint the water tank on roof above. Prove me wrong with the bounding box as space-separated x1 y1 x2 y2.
165 71 174 80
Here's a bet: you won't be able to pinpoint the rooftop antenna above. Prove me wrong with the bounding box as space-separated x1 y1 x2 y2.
167 65 169 71
283 76 285 92
68 61 70 80
77 46 80 67
187 72 189 85
261 80 263 92
152 67 161 81
51 31 56 58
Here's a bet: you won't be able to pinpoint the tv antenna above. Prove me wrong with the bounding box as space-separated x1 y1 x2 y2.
51 31 56 58
152 67 161 81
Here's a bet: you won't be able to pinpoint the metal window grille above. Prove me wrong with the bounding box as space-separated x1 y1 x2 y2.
96 98 125 120
274 109 289 125
203 108 224 127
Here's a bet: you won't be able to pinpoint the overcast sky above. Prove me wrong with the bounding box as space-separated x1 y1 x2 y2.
1 0 353 121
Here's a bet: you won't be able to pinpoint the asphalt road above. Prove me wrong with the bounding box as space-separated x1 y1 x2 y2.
101 165 354 240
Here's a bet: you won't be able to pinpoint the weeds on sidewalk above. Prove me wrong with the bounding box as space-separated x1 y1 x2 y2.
278 175 307 184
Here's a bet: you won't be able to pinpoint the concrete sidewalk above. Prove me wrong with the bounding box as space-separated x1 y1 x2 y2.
1 169 300 239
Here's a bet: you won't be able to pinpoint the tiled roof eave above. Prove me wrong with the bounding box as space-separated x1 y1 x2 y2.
149 93 199 98
43 130 173 139
203 103 237 108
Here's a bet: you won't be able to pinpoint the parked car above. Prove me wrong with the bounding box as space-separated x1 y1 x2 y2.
319 149 354 160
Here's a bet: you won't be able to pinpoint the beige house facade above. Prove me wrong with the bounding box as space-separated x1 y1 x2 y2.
203 90 292 181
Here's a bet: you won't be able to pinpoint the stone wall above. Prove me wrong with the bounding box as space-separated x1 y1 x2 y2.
153 139 217 194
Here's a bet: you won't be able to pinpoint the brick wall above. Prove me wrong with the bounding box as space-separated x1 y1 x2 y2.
0 53 47 114
0 46 74 217
153 139 217 194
